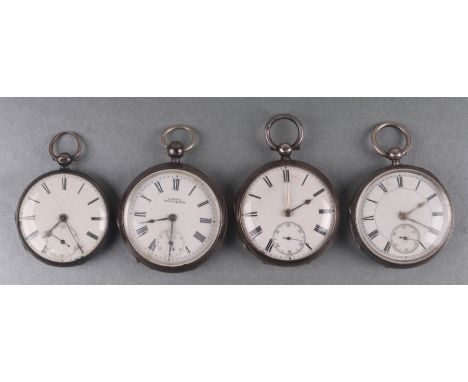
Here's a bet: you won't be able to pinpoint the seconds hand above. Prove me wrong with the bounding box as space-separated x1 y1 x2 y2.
167 214 177 261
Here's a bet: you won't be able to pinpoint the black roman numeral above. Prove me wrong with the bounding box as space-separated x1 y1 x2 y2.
301 174 309 186
314 225 328 236
88 197 99 205
366 198 378 204
20 215 36 221
154 181 163 193
384 241 391 253
197 200 209 208
265 239 274 252
306 242 312 250
429 227 440 235
397 175 403 188
193 231 206 243
415 180 421 190
319 209 334 214
200 218 212 223
362 215 375 221
91 217 105 221
173 178 180 191
136 226 149 237
243 211 258 217
283 169 290 182
249 226 263 239
86 231 99 240
25 230 39 241
263 176 273 188
185 246 191 254
368 230 379 240
148 239 157 252
313 188 325 197
189 185 196 196
42 183 51 194
427 193 437 201
28 197 40 204
78 183 84 194
248 193 261 199
140 195 152 202
378 183 388 193
419 241 426 249
62 177 67 190
134 211 147 217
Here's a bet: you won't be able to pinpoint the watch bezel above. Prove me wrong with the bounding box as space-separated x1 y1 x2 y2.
118 162 228 272
15 169 111 267
234 159 340 266
349 164 454 268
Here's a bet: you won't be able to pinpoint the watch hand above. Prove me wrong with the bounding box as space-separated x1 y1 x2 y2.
401 217 439 235
64 221 84 254
398 236 419 242
286 199 312 217
285 178 290 212
283 236 303 242
49 233 71 247
140 217 170 224
168 220 174 261
399 201 428 219
44 220 61 237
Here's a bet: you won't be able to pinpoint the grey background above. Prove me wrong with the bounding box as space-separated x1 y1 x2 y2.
1 98 467 284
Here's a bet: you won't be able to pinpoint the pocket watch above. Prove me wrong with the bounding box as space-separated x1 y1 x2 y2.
349 122 453 267
118 125 227 272
16 132 110 266
235 114 339 264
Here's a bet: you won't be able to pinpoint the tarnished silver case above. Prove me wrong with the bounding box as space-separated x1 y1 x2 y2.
16 169 111 267
118 162 228 272
349 164 453 268
235 159 340 266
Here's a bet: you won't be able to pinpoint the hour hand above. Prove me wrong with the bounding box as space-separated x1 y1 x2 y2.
140 217 169 224
285 199 312 217
400 201 428 218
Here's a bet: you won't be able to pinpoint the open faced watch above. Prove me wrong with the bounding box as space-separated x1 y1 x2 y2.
349 122 453 267
235 114 339 265
118 125 227 272
16 132 110 266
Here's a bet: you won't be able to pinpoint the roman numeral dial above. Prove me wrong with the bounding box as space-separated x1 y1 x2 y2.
239 164 337 263
354 169 453 265
120 168 224 269
17 172 109 264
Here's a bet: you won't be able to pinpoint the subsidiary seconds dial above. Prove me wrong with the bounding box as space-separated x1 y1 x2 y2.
16 171 109 265
119 166 226 270
352 167 453 266
236 162 339 263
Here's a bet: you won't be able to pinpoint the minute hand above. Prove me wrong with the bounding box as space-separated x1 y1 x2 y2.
404 217 440 235
64 221 84 253
402 201 428 217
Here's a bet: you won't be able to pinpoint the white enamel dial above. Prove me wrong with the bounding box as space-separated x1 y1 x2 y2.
238 163 338 262
17 172 109 264
121 168 224 268
353 167 452 265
